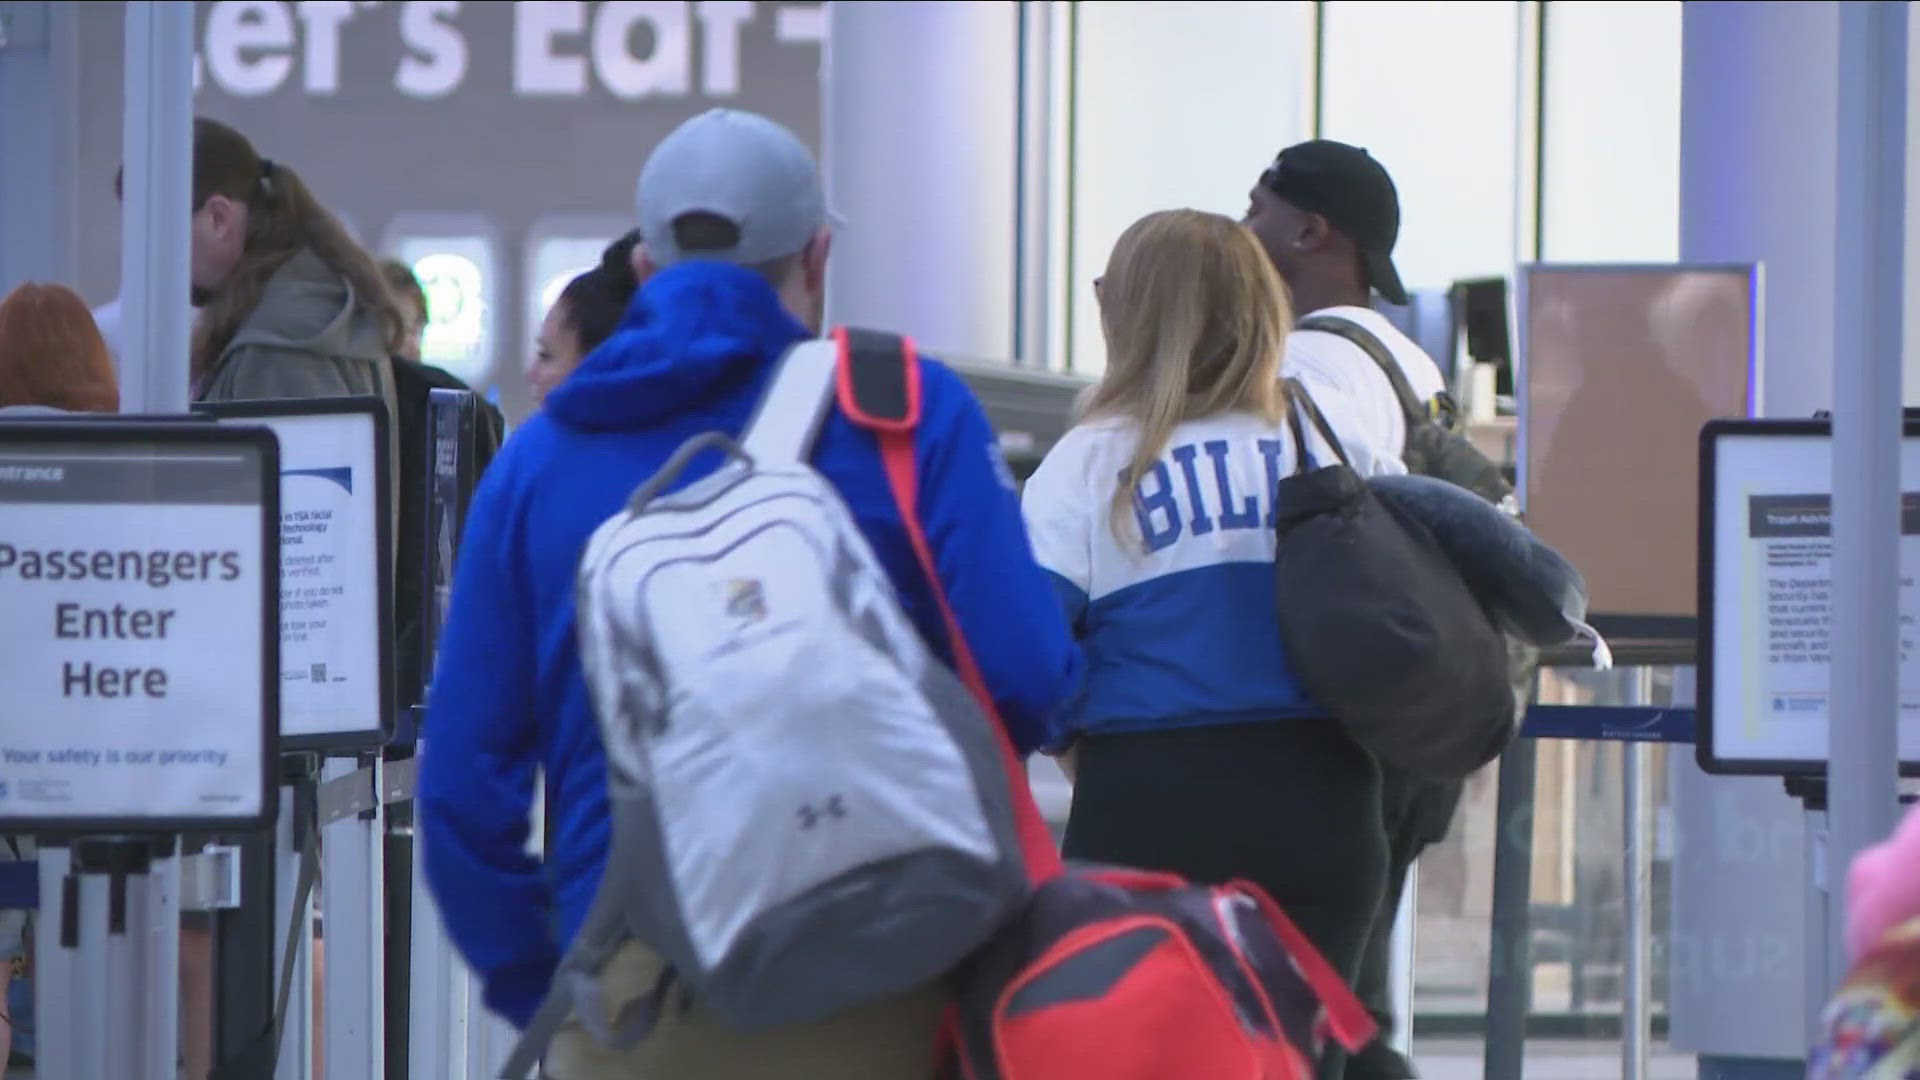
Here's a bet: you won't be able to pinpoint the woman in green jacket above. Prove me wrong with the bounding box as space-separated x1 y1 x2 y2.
188 117 406 409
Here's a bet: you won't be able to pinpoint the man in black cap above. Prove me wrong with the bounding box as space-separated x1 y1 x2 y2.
1243 139 1448 456
1245 140 1460 1080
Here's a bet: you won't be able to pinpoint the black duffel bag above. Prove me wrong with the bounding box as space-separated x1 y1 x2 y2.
1273 380 1517 780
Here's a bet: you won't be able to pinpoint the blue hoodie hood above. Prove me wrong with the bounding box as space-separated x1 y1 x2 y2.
544 261 809 432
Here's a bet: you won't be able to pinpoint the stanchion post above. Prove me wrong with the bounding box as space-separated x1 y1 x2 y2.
322 755 386 1079
1482 737 1537 1080
1388 865 1417 1058
1621 668 1656 1080
276 767 319 1080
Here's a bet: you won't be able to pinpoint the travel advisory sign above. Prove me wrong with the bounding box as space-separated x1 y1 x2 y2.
203 400 391 748
0 424 277 833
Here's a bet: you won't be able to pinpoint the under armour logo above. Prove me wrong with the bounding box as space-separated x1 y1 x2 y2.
796 795 848 830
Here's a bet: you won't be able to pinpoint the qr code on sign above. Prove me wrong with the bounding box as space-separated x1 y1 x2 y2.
310 663 327 684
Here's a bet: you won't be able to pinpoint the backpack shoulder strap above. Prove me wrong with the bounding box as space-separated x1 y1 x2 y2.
836 326 921 431
832 325 1064 882
1284 377 1352 470
1296 314 1426 426
740 338 841 464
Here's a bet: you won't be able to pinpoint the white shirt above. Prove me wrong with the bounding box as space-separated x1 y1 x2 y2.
90 299 122 364
90 297 199 369
1282 304 1448 459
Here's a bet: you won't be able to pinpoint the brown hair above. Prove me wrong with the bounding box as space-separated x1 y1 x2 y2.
190 118 405 377
1080 209 1291 543
0 283 120 413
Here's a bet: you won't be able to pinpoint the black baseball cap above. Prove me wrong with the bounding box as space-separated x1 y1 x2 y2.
1259 140 1408 306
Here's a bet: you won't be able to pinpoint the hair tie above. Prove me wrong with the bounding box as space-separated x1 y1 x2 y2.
257 157 277 197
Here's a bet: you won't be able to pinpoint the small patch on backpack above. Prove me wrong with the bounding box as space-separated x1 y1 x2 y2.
722 578 768 624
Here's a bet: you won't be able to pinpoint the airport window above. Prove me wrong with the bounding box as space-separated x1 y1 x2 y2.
1064 0 1314 375
1538 1 1682 261
1318 0 1525 290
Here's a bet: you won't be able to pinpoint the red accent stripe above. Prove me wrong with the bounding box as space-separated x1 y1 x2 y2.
845 330 1065 882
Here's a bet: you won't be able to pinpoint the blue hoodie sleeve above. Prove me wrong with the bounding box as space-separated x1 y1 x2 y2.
913 361 1085 755
416 462 558 1029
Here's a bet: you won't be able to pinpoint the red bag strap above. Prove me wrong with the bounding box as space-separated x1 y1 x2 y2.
833 326 1066 882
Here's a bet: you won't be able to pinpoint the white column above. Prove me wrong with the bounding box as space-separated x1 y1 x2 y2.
0 0 81 293
1825 0 1906 994
119 0 195 412
1671 0 1910 1068
1668 0 1838 1066
822 0 1021 363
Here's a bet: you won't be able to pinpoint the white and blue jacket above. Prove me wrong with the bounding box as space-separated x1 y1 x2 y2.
1022 405 1401 739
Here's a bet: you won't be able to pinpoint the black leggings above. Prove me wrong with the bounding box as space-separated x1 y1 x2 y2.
1061 719 1389 1076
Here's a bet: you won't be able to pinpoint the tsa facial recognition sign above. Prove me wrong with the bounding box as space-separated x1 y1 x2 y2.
202 400 391 748
1702 422 1920 774
0 425 277 831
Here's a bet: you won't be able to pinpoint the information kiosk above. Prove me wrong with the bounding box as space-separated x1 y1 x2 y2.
1698 418 1920 775
0 420 279 1080
1699 417 1920 1048
199 397 394 1080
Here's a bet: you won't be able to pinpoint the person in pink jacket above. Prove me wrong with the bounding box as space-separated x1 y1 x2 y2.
1809 801 1920 1078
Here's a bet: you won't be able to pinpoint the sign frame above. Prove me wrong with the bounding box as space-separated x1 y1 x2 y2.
197 397 395 752
0 420 280 834
1517 260 1764 649
1696 416 1920 777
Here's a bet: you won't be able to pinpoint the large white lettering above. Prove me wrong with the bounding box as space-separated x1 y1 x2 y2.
694 0 753 97
397 0 468 99
192 0 821 102
204 0 295 97
296 1 356 95
594 2 689 99
514 1 590 96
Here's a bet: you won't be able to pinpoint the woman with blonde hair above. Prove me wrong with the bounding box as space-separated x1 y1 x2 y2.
1022 210 1400 1070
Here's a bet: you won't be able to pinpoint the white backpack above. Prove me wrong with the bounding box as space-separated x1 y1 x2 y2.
501 336 1028 1076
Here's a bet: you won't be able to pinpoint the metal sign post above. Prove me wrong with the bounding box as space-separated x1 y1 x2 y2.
321 755 386 1079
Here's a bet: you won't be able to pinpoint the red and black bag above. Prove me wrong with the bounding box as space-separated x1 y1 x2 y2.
936 866 1375 1080
842 327 1376 1080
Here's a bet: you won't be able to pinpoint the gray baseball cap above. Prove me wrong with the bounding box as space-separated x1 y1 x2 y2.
635 108 828 267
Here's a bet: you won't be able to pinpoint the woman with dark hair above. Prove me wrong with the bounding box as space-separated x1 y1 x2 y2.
187 117 405 406
525 228 642 404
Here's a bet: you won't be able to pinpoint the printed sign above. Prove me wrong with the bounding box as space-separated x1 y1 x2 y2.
201 400 392 748
1700 421 1920 774
0 423 278 832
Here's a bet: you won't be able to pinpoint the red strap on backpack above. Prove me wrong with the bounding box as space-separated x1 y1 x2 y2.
833 326 1065 883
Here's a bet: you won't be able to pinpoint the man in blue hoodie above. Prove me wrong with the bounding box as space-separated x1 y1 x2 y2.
416 109 1083 1078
